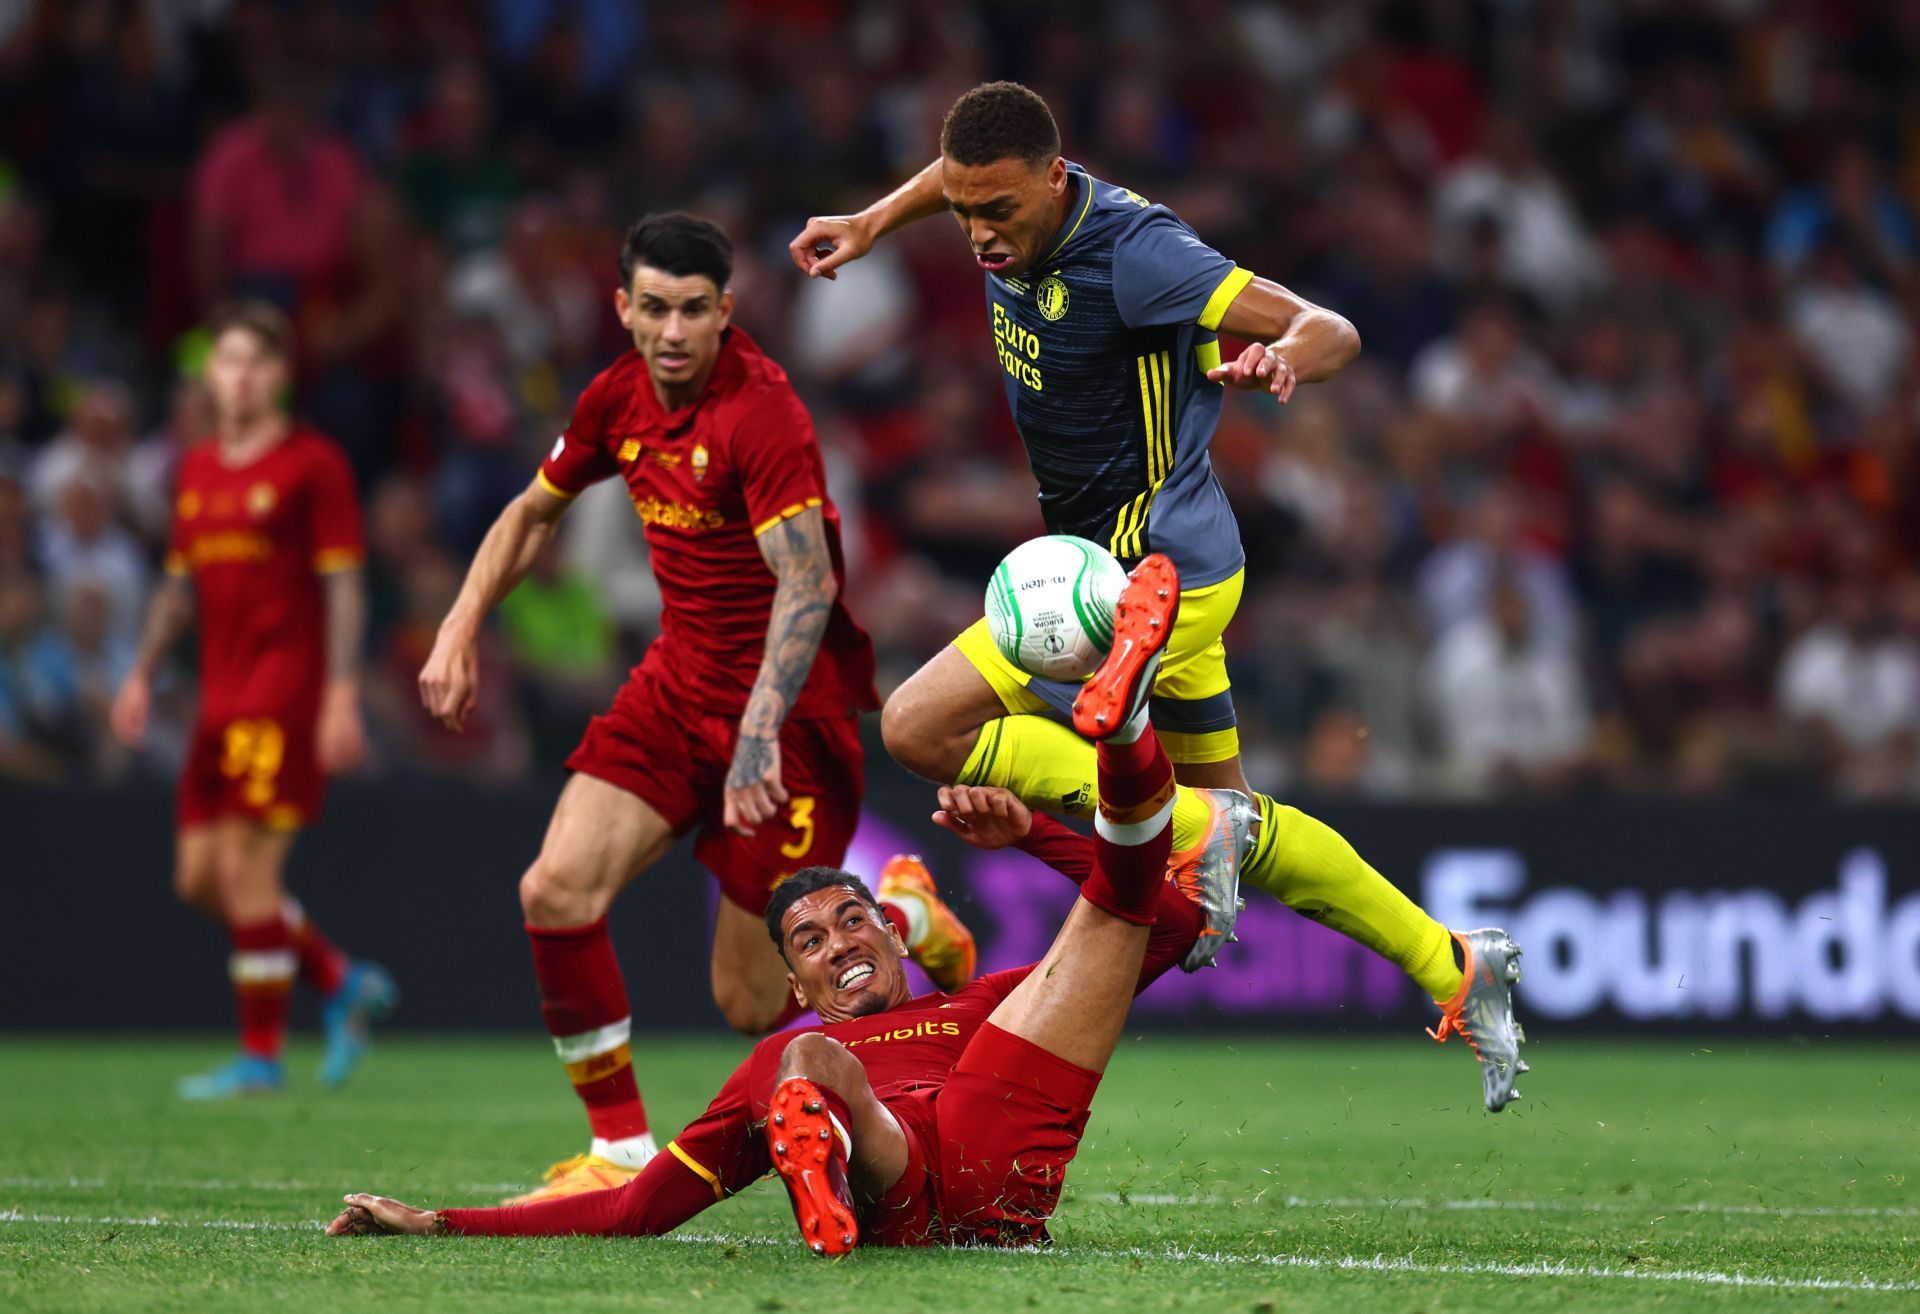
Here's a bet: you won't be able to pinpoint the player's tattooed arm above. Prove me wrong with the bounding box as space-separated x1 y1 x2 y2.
726 506 837 835
111 574 196 748
1209 278 1362 402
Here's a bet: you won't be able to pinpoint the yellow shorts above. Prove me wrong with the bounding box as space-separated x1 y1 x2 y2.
953 568 1244 764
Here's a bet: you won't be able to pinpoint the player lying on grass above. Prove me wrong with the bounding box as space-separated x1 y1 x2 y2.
331 557 1527 1251
791 81 1519 1108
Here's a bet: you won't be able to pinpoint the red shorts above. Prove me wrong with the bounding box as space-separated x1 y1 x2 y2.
565 670 865 914
177 709 323 831
864 1023 1102 1248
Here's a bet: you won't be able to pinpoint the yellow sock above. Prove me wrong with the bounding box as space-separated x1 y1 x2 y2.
1243 794 1463 1002
957 714 1213 848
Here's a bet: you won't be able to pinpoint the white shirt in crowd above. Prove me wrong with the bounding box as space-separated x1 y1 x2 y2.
1426 617 1593 793
1777 623 1920 750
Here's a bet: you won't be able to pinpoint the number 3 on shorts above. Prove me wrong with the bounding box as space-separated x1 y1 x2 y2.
779 797 816 859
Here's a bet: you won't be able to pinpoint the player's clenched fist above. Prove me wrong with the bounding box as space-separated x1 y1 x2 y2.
787 214 873 281
418 629 479 731
1205 340 1298 402
723 733 788 837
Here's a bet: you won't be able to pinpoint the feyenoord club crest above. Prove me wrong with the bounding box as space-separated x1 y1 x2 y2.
1037 276 1070 321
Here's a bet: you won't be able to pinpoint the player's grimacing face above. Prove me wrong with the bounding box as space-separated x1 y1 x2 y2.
616 267 733 394
780 886 911 1024
943 155 1069 278
205 328 288 424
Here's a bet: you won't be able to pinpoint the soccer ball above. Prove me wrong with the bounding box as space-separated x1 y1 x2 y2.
984 535 1129 681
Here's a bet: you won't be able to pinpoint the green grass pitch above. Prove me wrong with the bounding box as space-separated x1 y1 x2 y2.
3 1034 1916 1313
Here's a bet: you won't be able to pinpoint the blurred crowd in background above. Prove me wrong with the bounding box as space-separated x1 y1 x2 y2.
3 0 1920 800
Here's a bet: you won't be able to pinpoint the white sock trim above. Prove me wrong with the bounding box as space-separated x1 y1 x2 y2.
591 1132 657 1171
1106 699 1152 744
1094 797 1175 847
230 950 298 984
826 1112 852 1160
883 890 931 948
552 1017 632 1064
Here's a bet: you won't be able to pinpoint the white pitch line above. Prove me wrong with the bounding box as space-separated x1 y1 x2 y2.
1077 1190 1920 1220
0 1209 315 1233
0 1175 527 1197
1041 1245 1920 1296
8 1176 1913 1222
6 1211 1914 1294
664 1231 1918 1295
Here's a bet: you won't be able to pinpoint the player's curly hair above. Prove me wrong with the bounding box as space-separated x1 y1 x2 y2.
765 866 886 957
618 212 733 293
940 81 1061 167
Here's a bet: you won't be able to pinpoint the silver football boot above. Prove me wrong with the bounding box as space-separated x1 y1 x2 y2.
1171 788 1257 972
1428 928 1530 1112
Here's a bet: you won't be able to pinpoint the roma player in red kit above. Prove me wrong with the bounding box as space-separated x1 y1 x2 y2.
417 215 975 1201
112 302 396 1100
333 556 1255 1250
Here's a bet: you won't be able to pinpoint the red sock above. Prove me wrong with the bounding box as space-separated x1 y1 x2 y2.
527 919 649 1142
1083 730 1176 926
230 917 295 1060
880 901 911 944
283 899 348 997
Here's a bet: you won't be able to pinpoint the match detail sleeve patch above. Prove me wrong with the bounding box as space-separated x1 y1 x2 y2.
1198 266 1254 332
666 1140 725 1200
752 497 823 537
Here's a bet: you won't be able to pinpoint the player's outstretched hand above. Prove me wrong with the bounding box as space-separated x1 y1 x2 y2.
326 1193 444 1237
110 672 150 748
932 785 1032 850
317 679 368 774
417 630 479 731
724 733 788 837
1206 340 1297 402
788 215 872 281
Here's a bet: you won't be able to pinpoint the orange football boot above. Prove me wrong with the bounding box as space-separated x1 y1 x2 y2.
877 854 977 992
767 1076 858 1257
1072 553 1179 741
499 1153 640 1205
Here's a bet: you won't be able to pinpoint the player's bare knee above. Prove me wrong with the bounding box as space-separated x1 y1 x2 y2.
518 858 604 928
776 1032 865 1090
712 978 786 1035
881 686 961 782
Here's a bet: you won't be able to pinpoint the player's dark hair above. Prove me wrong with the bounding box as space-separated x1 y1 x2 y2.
941 81 1061 168
205 300 293 360
765 866 885 956
618 212 733 294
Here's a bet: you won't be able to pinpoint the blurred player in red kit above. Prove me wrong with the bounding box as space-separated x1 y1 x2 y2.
416 214 975 1202
330 555 1255 1251
113 301 397 1101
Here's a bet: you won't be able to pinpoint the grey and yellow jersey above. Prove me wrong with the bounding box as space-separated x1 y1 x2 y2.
985 161 1252 588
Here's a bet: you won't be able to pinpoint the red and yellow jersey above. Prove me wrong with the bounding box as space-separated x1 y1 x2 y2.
537 329 877 720
165 425 363 720
654 969 1035 1209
